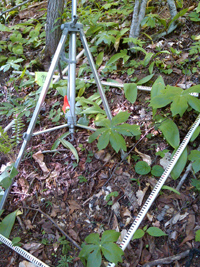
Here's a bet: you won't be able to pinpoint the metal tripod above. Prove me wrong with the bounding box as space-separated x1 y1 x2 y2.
0 0 112 210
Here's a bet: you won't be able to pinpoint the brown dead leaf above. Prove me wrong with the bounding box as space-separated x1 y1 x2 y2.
23 242 42 252
24 219 34 230
32 151 49 174
179 230 194 246
186 214 195 236
68 200 82 214
135 147 151 165
68 228 80 242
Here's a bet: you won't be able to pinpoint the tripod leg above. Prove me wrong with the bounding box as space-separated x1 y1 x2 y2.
79 28 112 121
0 30 69 210
67 31 77 137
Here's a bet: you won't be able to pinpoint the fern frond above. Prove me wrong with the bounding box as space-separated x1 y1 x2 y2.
0 126 13 154
12 111 24 145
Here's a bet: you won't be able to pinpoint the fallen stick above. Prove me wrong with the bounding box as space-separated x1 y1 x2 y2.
25 207 81 250
142 250 190 267
0 0 32 16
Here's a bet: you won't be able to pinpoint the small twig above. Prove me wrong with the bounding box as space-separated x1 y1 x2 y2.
25 206 81 250
17 216 26 232
103 126 154 186
0 0 32 16
142 250 190 267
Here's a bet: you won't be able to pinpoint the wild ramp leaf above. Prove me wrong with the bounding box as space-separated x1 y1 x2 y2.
171 147 188 180
124 83 137 104
158 118 180 149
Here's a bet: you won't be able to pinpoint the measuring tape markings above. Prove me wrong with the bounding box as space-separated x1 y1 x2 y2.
0 234 49 267
107 113 200 267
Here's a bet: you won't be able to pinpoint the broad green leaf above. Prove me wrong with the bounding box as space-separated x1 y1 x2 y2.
79 244 98 258
132 229 145 240
35 72 53 88
170 96 188 117
150 94 171 109
88 128 105 143
95 118 110 127
85 233 100 245
87 248 102 267
0 210 21 238
101 243 123 264
146 227 167 237
111 111 130 125
96 51 104 67
135 161 151 175
195 229 200 242
51 139 61 150
0 23 12 32
0 166 18 189
188 150 200 173
161 185 180 195
101 230 120 244
191 179 200 191
187 95 200 112
12 237 21 246
109 131 126 152
81 105 105 115
124 83 137 103
56 87 67 97
60 139 79 162
171 147 187 180
159 118 180 149
190 126 200 142
114 124 141 136
151 76 165 100
143 52 154 66
137 74 154 85
12 44 23 55
151 165 164 177
97 130 110 150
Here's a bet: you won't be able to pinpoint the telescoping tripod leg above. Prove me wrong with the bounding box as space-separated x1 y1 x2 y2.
79 28 112 121
0 28 69 210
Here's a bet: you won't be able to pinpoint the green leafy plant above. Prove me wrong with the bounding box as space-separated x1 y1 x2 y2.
105 191 119 205
134 161 164 177
89 111 141 153
78 175 87 183
79 230 124 267
195 229 200 242
0 164 18 193
0 209 22 238
57 255 73 267
188 3 200 22
132 225 167 240
51 132 79 162
58 237 72 255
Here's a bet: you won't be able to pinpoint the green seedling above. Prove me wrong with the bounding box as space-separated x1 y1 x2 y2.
79 230 124 267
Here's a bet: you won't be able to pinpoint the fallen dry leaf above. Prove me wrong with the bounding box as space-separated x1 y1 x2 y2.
19 261 36 267
68 200 82 214
32 151 49 174
135 147 151 165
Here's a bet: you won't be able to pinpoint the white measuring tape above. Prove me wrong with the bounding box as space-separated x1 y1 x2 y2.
0 234 50 267
107 113 200 267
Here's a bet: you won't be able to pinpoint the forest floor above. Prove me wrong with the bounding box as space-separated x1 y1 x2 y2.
0 1 200 267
